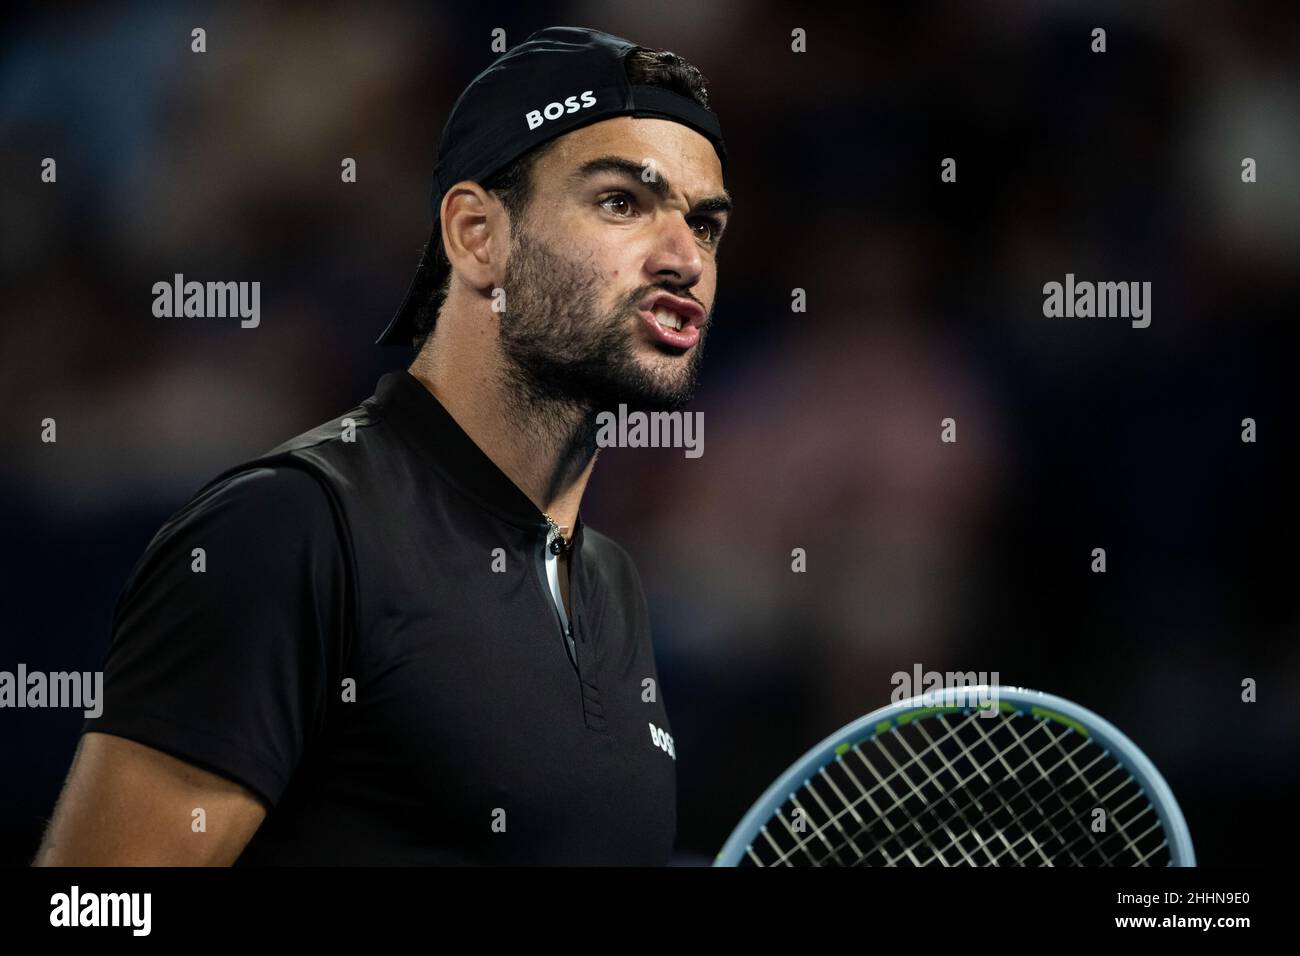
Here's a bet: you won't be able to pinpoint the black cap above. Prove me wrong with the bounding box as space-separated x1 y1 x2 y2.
377 25 728 346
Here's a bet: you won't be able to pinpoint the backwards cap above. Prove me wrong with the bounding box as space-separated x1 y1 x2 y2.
377 25 727 346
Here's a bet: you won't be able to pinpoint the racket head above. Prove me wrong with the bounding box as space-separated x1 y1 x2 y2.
714 685 1195 867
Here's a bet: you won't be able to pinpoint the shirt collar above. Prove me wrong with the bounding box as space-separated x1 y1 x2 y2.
368 370 587 550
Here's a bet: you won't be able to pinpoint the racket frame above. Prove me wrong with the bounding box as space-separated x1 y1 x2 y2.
713 685 1195 867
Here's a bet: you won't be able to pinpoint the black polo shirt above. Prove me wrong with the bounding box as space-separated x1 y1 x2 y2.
83 369 677 865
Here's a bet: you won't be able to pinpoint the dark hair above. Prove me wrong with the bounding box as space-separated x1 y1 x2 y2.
408 46 715 351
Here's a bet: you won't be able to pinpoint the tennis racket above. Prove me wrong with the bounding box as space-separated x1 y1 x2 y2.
714 685 1194 866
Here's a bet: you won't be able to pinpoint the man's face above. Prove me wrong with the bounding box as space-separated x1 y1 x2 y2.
496 116 730 413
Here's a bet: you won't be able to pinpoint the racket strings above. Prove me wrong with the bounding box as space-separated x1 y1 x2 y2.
767 717 1162 867
1015 712 1164 865
844 718 1154 867
759 711 1073 866
759 723 1067 867
923 712 1121 866
889 711 1082 865
743 710 1171 867
749 709 1009 866
825 719 1154 866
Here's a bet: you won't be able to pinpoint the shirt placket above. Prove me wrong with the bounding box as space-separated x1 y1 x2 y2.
535 522 605 734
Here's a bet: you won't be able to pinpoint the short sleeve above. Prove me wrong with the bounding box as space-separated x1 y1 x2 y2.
82 464 350 810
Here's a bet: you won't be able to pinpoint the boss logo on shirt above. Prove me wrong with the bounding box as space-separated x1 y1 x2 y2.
648 722 676 760
525 90 597 130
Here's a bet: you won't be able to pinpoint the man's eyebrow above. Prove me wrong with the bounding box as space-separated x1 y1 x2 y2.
571 155 733 217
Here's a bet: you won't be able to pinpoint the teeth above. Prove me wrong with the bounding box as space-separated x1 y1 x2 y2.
652 306 683 331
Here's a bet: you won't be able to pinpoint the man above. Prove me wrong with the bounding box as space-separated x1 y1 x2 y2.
34 26 731 865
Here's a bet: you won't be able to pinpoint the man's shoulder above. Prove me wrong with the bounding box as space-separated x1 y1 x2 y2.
112 463 350 644
187 392 389 516
190 463 333 515
151 464 340 558
259 399 379 461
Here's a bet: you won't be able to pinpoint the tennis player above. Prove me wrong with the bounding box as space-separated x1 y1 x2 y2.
34 26 731 865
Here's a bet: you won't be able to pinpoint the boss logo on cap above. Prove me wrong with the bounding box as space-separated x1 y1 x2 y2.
525 90 598 131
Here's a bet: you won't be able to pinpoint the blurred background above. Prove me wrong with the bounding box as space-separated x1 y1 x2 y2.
2 1 1297 866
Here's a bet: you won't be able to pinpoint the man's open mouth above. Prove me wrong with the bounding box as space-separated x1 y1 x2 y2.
651 306 685 332
638 307 701 350
636 292 705 350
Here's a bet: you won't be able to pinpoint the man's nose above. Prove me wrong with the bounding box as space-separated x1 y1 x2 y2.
644 215 705 287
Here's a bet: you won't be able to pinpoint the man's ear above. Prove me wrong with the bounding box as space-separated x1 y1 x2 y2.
440 182 503 292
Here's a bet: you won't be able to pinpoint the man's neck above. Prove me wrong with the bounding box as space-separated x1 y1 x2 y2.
406 321 598 537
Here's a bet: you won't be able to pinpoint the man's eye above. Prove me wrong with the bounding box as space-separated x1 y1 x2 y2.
599 194 635 217
692 219 721 244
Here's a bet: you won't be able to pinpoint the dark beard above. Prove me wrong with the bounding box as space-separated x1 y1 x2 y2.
495 226 707 427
